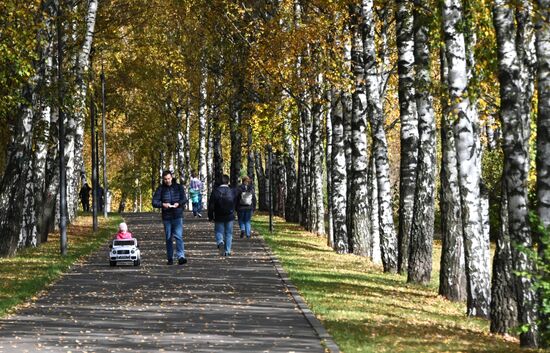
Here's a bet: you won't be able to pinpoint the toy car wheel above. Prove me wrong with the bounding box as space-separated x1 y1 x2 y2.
110 260 117 267
133 259 140 266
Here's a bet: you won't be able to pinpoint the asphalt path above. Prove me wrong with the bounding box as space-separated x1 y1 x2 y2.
0 212 336 352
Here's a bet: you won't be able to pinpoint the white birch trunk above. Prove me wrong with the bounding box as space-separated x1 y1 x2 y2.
326 93 334 247
0 85 35 256
310 74 325 236
198 67 208 204
71 0 98 220
331 90 349 254
348 4 369 256
396 0 419 274
439 29 466 302
34 1 55 244
494 0 539 345
362 0 397 271
368 150 381 264
442 0 490 318
408 0 436 284
283 101 298 222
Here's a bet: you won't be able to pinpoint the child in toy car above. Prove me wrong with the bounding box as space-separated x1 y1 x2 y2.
109 222 141 266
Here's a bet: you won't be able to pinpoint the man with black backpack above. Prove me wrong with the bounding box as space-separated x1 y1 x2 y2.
208 174 238 256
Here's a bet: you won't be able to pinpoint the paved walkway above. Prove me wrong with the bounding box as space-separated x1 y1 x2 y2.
0 212 335 352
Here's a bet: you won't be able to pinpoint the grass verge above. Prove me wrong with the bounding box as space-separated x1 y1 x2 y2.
253 215 542 353
0 213 120 317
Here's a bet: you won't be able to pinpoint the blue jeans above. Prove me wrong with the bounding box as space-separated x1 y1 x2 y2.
163 218 185 260
215 220 233 255
238 210 252 237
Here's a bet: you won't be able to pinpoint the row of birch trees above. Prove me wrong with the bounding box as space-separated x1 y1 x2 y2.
1 0 548 348
0 0 99 256
85 0 550 347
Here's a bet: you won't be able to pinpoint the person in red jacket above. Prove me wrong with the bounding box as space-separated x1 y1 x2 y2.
115 222 133 240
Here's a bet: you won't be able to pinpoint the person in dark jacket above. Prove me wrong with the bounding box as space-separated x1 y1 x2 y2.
208 174 238 256
236 175 256 239
79 183 91 212
152 170 188 265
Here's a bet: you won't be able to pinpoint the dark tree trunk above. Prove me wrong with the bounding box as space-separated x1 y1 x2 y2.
298 104 312 230
247 125 255 180
212 120 223 187
255 151 268 211
490 178 518 334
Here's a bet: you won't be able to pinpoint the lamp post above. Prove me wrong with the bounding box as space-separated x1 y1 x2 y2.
91 84 98 231
57 0 67 255
101 62 108 218
268 144 273 233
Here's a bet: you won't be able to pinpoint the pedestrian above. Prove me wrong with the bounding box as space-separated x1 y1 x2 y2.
97 185 105 212
189 171 203 218
152 170 188 265
79 183 91 212
208 174 238 256
236 175 256 239
115 222 133 240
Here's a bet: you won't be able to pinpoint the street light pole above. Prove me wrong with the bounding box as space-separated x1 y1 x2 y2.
268 144 273 233
101 62 108 218
57 0 67 255
91 86 98 232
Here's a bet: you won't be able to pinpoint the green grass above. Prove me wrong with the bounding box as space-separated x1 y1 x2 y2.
253 215 543 353
0 213 120 317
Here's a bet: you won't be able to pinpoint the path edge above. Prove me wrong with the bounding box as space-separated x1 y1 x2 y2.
258 235 341 353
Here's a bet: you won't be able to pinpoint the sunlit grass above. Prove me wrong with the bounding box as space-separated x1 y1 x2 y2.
253 215 542 353
0 214 120 317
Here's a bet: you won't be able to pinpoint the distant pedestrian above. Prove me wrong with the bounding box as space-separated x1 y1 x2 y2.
97 185 105 212
208 174 238 256
189 171 204 218
79 183 91 212
236 176 256 239
152 170 188 265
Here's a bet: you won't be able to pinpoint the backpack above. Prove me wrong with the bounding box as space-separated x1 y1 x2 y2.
240 190 253 206
215 187 235 215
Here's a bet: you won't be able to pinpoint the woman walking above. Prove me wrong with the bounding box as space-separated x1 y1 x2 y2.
237 176 256 239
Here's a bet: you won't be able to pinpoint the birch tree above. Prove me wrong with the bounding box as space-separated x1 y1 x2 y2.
408 0 436 284
396 0 418 274
362 0 397 270
283 108 299 222
310 74 325 236
494 0 539 345
68 0 98 220
331 90 348 253
439 47 466 301
198 64 208 192
442 0 490 318
348 4 369 256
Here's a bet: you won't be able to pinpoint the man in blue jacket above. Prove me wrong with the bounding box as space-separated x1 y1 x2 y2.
153 170 187 265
